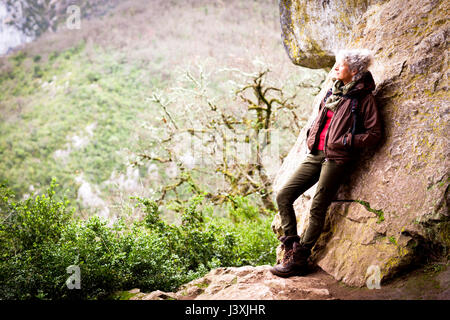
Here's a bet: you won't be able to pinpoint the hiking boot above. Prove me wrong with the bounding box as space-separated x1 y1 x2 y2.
270 236 311 278
275 235 299 261
276 235 300 260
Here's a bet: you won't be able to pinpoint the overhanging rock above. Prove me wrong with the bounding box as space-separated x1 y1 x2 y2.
278 0 380 69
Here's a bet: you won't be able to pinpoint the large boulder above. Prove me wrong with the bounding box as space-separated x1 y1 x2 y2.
279 0 381 69
273 0 449 287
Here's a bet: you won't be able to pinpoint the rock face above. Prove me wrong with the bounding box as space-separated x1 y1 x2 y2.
0 0 120 55
0 3 34 56
129 266 333 300
273 0 449 287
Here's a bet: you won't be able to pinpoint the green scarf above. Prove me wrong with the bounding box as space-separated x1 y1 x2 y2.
324 80 357 112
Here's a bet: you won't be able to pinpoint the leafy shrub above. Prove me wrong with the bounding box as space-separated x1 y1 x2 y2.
86 72 101 83
0 179 75 299
10 51 27 66
33 65 43 78
0 179 73 257
0 181 277 300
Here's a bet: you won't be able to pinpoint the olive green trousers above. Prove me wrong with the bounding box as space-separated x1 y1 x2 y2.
276 150 350 250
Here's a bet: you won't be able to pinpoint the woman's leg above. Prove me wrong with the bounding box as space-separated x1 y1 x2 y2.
276 152 324 236
301 158 349 249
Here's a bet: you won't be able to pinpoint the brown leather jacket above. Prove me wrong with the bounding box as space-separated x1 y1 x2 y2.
306 71 382 163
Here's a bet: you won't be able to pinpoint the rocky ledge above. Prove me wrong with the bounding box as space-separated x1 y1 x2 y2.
128 265 333 300
120 260 449 300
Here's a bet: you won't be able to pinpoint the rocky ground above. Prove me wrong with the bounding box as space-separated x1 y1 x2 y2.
119 258 449 300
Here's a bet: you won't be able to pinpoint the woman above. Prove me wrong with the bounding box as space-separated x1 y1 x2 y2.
270 49 382 278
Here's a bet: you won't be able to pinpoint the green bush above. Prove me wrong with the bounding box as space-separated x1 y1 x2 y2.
0 179 76 299
11 51 27 66
33 65 43 78
86 72 101 83
0 181 277 300
0 179 73 257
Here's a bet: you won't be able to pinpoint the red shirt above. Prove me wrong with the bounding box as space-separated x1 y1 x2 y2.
317 109 334 151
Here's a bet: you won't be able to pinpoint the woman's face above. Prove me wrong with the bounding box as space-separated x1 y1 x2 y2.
334 59 357 84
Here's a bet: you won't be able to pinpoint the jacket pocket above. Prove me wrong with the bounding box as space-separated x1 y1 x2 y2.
342 132 352 149
328 133 351 152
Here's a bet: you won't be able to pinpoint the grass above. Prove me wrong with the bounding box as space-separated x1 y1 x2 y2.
107 290 140 300
388 236 397 245
354 200 385 223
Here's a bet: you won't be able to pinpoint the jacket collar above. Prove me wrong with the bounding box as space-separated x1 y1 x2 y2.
345 71 375 98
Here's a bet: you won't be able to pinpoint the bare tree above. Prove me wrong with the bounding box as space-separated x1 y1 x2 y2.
132 64 322 213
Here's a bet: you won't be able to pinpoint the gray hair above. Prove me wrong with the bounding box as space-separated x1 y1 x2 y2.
335 49 374 81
